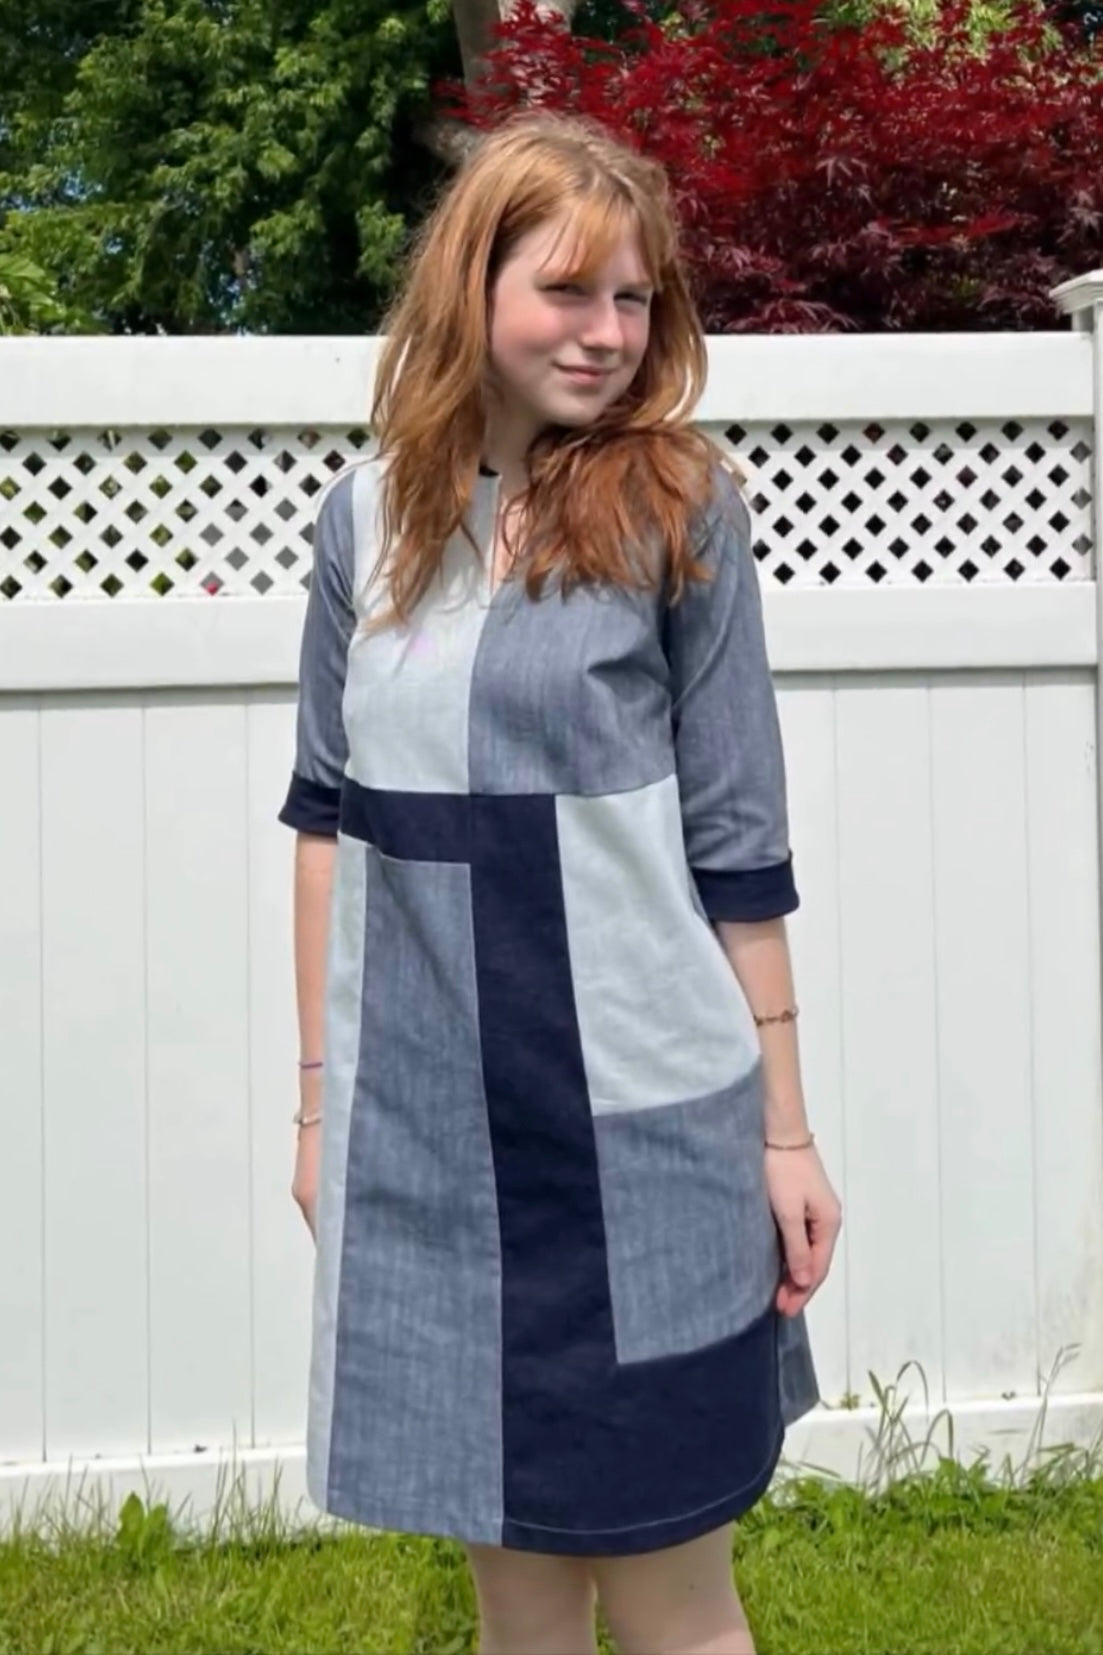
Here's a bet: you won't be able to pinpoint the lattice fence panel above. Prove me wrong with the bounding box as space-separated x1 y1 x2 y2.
0 426 373 601
0 416 1093 600
709 417 1093 587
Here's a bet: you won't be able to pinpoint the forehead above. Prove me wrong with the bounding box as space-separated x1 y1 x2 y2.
509 205 651 284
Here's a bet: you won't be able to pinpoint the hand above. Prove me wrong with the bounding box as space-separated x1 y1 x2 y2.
291 1127 321 1242
765 1143 842 1318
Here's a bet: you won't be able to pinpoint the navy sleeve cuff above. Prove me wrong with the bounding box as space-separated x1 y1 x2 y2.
692 855 800 922
278 772 342 836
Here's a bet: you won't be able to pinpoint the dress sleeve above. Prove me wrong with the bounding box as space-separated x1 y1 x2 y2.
277 472 357 836
663 466 799 923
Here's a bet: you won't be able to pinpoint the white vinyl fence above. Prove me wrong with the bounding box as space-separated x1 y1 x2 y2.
2 271 1103 1535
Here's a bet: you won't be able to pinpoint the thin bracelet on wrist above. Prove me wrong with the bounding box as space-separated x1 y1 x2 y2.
765 1131 816 1151
753 1005 798 1028
295 1060 324 1129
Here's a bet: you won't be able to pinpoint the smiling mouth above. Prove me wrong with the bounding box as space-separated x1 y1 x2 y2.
556 365 611 381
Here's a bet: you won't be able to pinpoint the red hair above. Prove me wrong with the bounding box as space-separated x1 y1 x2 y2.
366 110 737 630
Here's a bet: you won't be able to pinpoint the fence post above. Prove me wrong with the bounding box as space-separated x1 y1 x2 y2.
1052 271 1103 1141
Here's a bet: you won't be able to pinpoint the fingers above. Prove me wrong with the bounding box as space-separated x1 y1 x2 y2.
776 1230 831 1316
777 1213 813 1290
775 1199 843 1317
774 1212 811 1318
776 1280 810 1317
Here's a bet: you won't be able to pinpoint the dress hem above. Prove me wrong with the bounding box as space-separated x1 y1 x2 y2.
312 1414 785 1558
499 1413 785 1555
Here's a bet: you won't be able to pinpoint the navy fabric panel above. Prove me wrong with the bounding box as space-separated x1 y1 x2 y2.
693 854 800 922
339 779 471 864
500 1304 782 1556
278 771 342 836
468 797 611 1526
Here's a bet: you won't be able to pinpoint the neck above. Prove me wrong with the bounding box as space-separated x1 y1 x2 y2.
481 401 541 497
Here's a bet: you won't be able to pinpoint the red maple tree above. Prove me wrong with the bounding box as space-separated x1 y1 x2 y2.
437 0 1103 331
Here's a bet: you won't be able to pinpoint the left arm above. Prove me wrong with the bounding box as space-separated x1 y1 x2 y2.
719 912 839 1316
666 465 841 1315
713 915 809 1148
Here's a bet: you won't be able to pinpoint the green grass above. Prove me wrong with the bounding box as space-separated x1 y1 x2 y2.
2 1364 1101 1655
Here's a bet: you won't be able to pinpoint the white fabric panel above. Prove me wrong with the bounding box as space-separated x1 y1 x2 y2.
556 774 760 1115
344 461 495 794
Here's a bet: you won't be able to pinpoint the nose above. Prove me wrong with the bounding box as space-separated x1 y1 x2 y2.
578 296 625 355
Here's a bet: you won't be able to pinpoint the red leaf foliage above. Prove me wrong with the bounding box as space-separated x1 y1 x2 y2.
435 0 1103 331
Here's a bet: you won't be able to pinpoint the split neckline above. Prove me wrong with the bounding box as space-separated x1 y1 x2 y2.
474 465 517 604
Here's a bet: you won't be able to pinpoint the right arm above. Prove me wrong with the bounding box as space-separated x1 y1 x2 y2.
290 832 337 1235
277 472 358 1236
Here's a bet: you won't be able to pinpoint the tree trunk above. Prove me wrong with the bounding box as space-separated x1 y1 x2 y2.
419 0 582 166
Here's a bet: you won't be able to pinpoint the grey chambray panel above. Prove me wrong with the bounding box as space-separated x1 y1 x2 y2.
305 834 367 1509
664 470 793 877
556 774 760 1113
593 1067 783 1364
468 563 673 797
778 1309 820 1424
292 469 358 791
325 847 504 1543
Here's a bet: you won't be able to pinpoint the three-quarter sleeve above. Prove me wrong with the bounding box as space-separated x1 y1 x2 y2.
277 471 357 836
663 466 799 923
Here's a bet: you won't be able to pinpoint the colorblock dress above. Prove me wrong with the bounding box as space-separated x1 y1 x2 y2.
278 453 820 1557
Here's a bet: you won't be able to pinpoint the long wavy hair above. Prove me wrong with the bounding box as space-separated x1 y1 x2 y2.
365 110 736 631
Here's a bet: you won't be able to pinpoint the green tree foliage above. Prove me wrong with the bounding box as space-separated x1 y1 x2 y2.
0 0 460 332
0 251 74 333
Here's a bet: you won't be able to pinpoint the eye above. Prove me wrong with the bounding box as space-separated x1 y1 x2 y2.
544 282 651 305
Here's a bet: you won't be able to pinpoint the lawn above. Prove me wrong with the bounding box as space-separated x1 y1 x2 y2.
3 1385 1101 1655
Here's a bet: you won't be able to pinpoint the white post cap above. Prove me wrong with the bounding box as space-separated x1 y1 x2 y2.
1051 270 1103 329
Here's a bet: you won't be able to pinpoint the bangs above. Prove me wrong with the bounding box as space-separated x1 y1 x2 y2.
538 192 661 289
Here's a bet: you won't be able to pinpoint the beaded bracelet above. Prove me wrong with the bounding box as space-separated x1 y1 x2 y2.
753 1005 798 1028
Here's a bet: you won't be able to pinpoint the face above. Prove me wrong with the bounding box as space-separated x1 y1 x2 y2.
485 209 653 444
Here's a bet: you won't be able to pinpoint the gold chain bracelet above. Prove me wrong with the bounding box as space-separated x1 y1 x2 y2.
753 1005 798 1027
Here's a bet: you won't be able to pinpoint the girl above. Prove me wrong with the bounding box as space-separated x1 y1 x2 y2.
281 109 842 1655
